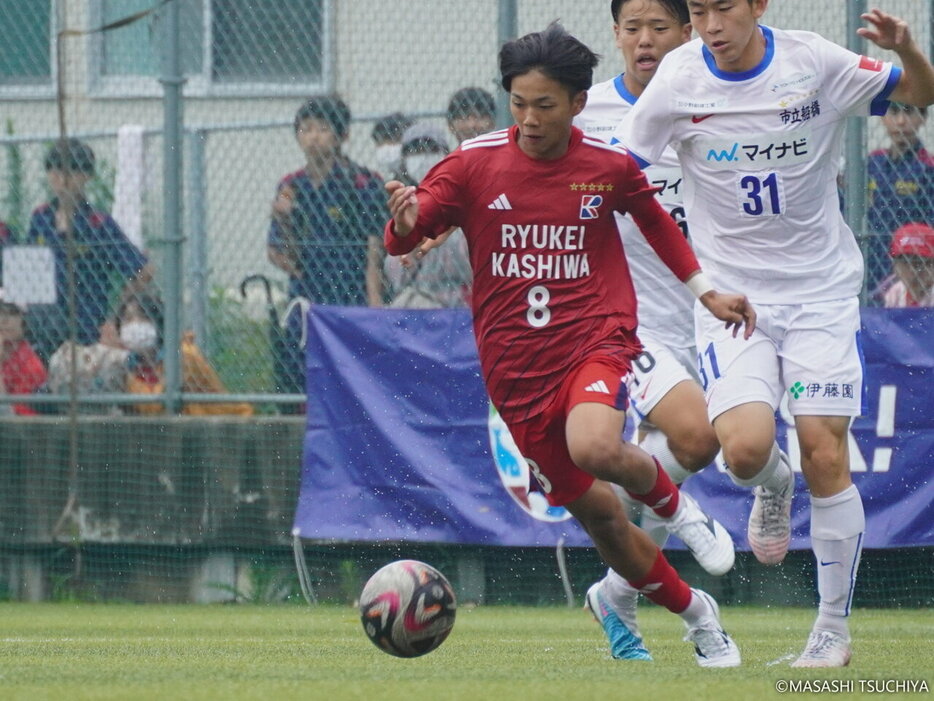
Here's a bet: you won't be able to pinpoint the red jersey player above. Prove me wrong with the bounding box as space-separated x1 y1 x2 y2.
385 23 754 667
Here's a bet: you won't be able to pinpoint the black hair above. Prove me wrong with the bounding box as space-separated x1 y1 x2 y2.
116 292 165 347
611 0 689 25
888 102 928 118
499 22 600 95
0 300 23 317
293 95 352 139
44 138 96 174
402 138 449 157
446 87 496 122
371 112 415 143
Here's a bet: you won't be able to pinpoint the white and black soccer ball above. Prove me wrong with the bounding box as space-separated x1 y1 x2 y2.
359 559 457 658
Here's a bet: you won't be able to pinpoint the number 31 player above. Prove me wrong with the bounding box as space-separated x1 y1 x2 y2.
385 22 756 667
617 0 934 667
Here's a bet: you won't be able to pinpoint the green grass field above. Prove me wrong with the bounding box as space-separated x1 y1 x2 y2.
0 603 931 700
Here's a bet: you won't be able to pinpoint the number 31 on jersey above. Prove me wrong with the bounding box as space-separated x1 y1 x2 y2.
737 171 784 216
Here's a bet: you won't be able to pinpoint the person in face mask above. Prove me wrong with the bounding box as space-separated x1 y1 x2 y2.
383 123 472 308
117 293 253 416
398 123 449 186
370 112 415 179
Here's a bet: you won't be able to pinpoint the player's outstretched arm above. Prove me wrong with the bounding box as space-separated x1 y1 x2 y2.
688 272 757 340
858 9 934 107
386 180 420 237
400 227 457 268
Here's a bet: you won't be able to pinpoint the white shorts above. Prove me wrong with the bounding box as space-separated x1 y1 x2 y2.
694 297 864 420
628 333 700 426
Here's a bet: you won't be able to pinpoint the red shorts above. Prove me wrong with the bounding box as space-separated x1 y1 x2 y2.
506 355 633 507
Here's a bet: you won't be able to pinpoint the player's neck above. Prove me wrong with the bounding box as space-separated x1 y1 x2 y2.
622 73 645 100
713 26 766 74
304 154 337 184
887 139 921 159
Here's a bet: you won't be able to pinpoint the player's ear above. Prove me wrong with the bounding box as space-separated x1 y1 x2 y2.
571 90 588 116
681 22 693 43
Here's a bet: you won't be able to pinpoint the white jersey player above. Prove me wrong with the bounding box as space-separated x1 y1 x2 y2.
575 0 734 662
616 0 934 667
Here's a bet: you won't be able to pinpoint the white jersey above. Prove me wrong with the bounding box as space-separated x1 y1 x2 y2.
616 25 901 304
575 75 695 349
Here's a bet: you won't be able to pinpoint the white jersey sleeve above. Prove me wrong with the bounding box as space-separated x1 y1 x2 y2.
580 76 695 349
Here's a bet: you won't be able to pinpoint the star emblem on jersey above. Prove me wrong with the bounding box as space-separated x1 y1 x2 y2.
584 380 611 394
570 182 613 192
487 193 512 210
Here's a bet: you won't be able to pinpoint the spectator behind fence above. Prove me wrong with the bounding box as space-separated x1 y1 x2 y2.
46 321 129 415
0 219 14 289
25 138 153 362
370 112 415 179
389 86 496 304
446 86 496 144
384 123 470 309
0 301 47 415
266 96 387 408
866 103 934 294
878 222 934 307
117 293 253 416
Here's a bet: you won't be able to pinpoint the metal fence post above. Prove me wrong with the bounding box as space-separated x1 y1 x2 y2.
495 0 518 129
186 128 208 353
845 0 869 304
160 0 185 413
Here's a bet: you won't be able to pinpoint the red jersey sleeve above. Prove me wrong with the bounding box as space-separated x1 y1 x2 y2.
384 152 467 256
615 156 701 282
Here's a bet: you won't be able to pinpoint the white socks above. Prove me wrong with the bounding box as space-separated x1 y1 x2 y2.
678 589 714 627
810 484 865 637
639 430 693 485
727 442 792 493
601 567 639 608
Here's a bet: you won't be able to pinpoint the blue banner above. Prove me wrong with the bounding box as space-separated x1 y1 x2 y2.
293 307 934 549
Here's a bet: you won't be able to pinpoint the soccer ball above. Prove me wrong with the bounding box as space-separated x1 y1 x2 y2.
359 559 457 657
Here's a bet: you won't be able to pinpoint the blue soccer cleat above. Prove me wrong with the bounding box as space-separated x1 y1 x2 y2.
585 580 652 661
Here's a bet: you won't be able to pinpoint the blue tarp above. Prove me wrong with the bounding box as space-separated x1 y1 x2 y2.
293 306 933 550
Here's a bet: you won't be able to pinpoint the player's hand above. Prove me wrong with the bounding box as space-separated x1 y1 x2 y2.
385 180 419 237
400 227 455 266
858 9 911 51
271 185 295 222
700 291 757 340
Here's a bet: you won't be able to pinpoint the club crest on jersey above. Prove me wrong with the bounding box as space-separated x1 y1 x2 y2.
579 195 603 220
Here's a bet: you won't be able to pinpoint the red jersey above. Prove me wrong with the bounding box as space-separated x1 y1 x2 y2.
385 125 700 423
2 340 47 415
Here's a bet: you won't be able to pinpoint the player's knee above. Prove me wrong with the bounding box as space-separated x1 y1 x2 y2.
721 438 772 478
799 439 847 474
669 424 720 471
569 435 625 479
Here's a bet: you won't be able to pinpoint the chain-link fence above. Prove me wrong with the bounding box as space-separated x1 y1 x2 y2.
0 0 932 602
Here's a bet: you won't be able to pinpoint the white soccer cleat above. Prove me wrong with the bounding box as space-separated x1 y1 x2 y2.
666 491 736 576
584 580 651 661
684 589 741 668
747 459 794 565
791 630 852 668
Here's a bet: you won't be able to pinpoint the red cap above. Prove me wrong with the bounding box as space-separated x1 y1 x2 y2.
890 222 934 258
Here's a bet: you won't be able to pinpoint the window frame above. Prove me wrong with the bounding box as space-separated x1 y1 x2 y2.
0 0 58 100
88 0 333 99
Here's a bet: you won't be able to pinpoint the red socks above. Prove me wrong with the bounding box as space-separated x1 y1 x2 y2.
627 458 680 518
629 548 692 613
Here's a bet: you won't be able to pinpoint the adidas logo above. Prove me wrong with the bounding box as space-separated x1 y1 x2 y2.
487 193 512 210
584 380 611 394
